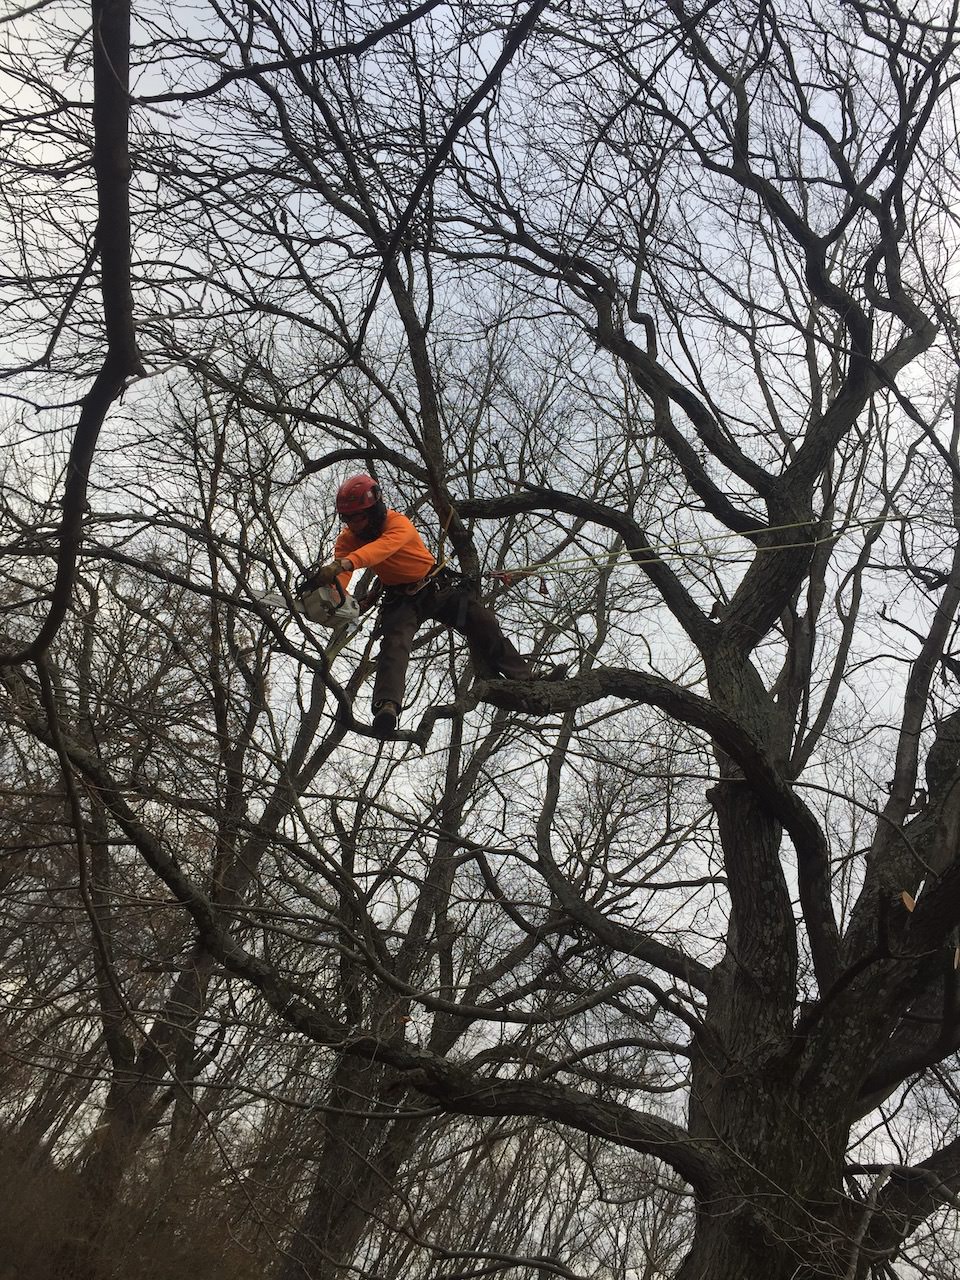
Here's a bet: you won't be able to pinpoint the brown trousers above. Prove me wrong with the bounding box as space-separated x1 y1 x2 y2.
371 574 532 710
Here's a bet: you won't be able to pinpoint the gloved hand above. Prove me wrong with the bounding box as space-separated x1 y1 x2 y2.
313 560 346 586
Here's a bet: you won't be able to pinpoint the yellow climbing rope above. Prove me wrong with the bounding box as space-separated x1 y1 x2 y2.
316 508 933 656
484 511 920 584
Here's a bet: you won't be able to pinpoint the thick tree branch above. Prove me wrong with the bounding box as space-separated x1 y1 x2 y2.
859 1137 960 1265
1 0 142 667
458 487 714 650
475 667 840 988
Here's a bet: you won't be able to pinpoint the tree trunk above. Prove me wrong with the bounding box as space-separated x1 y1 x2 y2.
679 780 850 1278
278 1058 428 1280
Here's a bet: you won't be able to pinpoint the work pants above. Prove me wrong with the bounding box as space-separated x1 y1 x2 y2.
371 575 532 710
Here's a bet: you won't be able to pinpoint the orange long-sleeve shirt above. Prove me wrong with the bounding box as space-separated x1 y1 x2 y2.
334 510 436 588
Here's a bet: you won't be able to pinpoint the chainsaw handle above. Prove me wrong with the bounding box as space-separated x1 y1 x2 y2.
297 564 347 600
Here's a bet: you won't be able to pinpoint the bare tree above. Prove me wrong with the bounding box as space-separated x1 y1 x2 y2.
4 2 960 1280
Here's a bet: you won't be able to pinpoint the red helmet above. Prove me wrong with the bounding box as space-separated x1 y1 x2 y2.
335 473 381 516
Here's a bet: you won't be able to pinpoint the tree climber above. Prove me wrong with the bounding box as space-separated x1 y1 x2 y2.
307 474 565 736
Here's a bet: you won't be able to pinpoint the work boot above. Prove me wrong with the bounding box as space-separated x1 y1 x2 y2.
372 700 400 737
